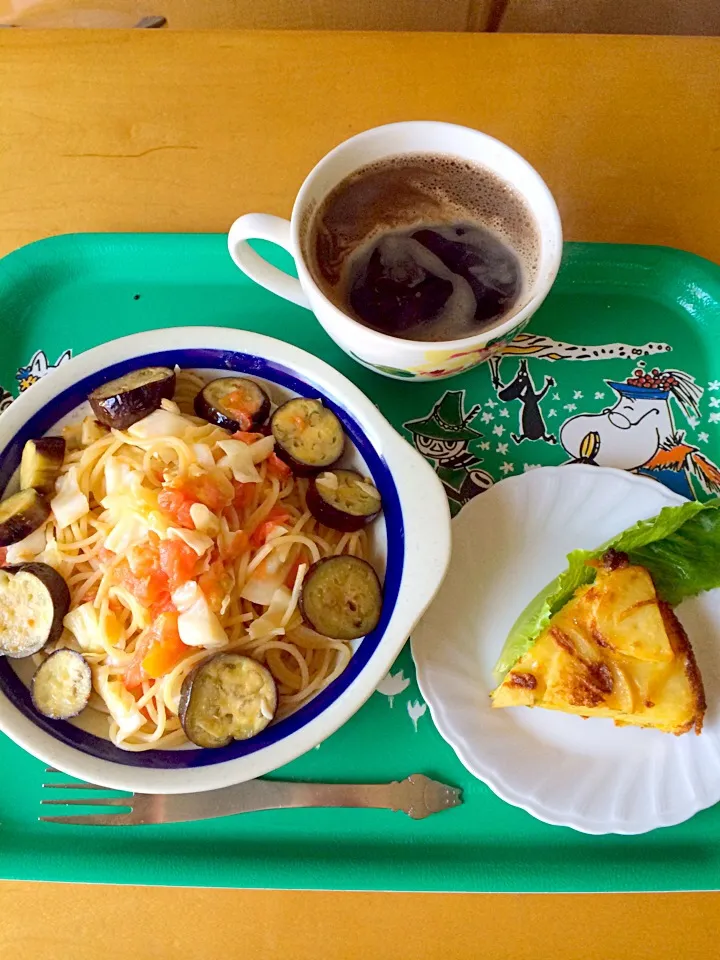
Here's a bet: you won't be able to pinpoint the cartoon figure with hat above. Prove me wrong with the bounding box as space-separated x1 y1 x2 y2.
560 366 720 499
404 391 492 511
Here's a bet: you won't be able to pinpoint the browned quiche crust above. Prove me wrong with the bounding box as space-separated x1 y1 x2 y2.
492 555 707 736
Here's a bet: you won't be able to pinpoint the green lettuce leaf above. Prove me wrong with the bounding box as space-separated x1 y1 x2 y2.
493 497 720 679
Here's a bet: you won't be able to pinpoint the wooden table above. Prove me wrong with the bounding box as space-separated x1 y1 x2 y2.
0 29 718 959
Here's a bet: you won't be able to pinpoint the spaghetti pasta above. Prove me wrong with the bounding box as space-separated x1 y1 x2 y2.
21 375 376 751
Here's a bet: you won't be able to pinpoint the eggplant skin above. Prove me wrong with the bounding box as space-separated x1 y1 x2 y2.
0 562 71 658
307 470 382 532
271 398 345 476
0 489 51 547
194 377 271 433
300 556 383 640
32 649 92 720
179 653 278 748
20 437 66 495
89 367 176 430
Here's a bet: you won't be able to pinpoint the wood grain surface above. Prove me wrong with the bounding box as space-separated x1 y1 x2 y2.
0 0 494 31
0 32 719 263
0 883 718 959
0 29 718 959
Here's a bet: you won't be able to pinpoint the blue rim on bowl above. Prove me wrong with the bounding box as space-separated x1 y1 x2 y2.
0 327 450 793
0 347 404 769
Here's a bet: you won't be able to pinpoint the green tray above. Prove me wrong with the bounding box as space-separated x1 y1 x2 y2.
1 233 719 893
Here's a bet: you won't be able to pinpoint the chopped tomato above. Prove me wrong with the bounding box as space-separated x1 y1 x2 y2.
125 613 187 687
180 475 233 512
232 480 257 509
127 533 161 578
266 452 291 480
219 529 249 562
291 414 306 430
0 547 7 567
124 631 153 690
231 431 264 444
141 612 189 680
224 394 252 432
198 571 224 612
250 506 291 547
158 489 196 529
144 571 170 605
198 559 233 613
149 593 175 619
98 547 116 565
115 559 170 608
158 538 198 592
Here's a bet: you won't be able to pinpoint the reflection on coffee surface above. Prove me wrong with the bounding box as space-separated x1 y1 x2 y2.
306 154 540 342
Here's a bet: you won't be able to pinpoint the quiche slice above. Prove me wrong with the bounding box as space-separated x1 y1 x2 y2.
491 552 706 735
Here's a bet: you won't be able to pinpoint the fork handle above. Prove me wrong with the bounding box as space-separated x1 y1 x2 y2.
138 776 435 824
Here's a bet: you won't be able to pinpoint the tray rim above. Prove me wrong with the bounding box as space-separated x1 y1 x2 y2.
1 229 720 278
0 230 719 894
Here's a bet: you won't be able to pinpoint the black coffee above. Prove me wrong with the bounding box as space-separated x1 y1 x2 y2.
305 154 539 342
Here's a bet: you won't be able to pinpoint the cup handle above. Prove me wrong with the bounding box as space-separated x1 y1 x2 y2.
228 213 310 309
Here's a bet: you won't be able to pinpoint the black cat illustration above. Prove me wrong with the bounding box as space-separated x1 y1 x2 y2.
495 359 556 444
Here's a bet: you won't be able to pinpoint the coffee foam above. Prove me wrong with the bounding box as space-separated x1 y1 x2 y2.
304 153 540 295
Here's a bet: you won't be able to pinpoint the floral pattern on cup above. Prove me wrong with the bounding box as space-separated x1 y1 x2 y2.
351 329 520 380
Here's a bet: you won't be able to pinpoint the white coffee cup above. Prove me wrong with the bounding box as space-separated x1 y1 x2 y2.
228 121 562 381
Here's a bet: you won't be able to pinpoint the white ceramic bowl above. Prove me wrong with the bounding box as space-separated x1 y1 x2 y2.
0 327 451 793
412 465 720 834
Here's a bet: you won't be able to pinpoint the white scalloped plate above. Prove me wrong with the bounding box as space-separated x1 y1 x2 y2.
412 465 720 834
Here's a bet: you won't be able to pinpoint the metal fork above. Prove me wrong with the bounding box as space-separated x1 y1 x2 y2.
40 772 462 826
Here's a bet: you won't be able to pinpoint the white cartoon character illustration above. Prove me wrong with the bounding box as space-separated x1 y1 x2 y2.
376 669 411 708
16 348 72 392
560 366 720 499
488 337 673 445
404 390 493 510
0 387 12 414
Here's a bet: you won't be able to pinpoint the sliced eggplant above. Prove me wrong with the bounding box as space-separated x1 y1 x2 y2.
300 555 382 640
179 652 277 748
32 649 91 719
194 377 271 433
0 562 70 658
89 366 176 430
271 398 345 476
0 489 51 547
307 470 382 532
20 437 66 495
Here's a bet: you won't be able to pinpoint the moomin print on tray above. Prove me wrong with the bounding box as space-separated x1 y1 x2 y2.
404 334 679 511
0 348 73 415
560 365 720 499
405 390 492 509
16 349 72 392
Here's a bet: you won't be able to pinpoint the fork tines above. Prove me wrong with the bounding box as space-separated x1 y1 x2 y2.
40 780 135 825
